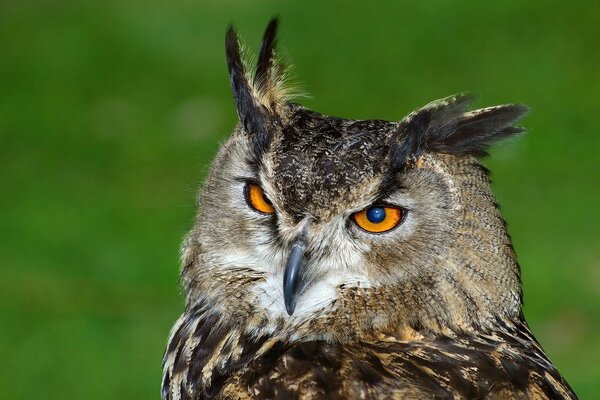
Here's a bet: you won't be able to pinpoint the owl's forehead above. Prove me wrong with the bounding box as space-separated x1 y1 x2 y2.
266 108 398 221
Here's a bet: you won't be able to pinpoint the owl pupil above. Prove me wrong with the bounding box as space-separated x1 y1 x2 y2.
263 193 273 206
366 207 386 223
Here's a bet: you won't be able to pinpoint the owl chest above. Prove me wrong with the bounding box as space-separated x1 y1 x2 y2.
163 315 574 400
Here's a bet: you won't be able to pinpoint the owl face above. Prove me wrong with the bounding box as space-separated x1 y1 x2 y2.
180 20 527 341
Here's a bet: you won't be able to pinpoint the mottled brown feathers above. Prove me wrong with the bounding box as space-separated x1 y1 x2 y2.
163 306 575 399
162 19 576 400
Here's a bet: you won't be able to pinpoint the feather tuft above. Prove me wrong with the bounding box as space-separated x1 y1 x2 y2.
390 94 529 168
225 18 301 155
251 17 301 111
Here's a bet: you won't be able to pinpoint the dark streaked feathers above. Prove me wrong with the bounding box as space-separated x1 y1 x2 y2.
225 18 293 157
163 307 576 399
225 24 274 156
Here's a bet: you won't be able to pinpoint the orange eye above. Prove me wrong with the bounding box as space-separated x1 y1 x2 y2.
353 206 403 233
245 183 275 214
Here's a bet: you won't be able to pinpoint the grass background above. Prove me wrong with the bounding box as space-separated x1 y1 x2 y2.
1 0 599 398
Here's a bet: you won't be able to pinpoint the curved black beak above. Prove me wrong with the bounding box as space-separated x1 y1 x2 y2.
283 238 307 316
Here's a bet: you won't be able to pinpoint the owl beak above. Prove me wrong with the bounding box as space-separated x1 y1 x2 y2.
283 237 307 316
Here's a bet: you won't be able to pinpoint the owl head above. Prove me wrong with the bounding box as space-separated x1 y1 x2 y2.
180 19 528 343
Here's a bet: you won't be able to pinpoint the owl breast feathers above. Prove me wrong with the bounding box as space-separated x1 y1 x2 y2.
162 19 577 399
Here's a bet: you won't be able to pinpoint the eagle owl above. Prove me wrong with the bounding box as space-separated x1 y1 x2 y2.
162 19 577 399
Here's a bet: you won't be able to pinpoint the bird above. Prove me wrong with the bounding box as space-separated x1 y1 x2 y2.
161 18 577 399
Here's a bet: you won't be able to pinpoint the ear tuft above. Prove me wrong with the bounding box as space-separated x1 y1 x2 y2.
225 25 253 121
252 17 298 110
225 24 271 154
390 94 529 167
225 18 297 155
255 18 279 93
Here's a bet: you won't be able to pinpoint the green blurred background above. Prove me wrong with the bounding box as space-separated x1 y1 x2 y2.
1 0 598 398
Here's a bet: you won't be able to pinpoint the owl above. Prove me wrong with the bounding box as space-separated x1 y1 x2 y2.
162 19 577 399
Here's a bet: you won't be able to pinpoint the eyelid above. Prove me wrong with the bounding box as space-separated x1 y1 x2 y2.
235 176 260 185
351 200 406 214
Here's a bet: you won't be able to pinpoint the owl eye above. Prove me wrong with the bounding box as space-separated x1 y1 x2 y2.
353 206 404 233
245 183 275 214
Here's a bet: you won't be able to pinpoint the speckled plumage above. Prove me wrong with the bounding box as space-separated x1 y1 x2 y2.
162 19 576 399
